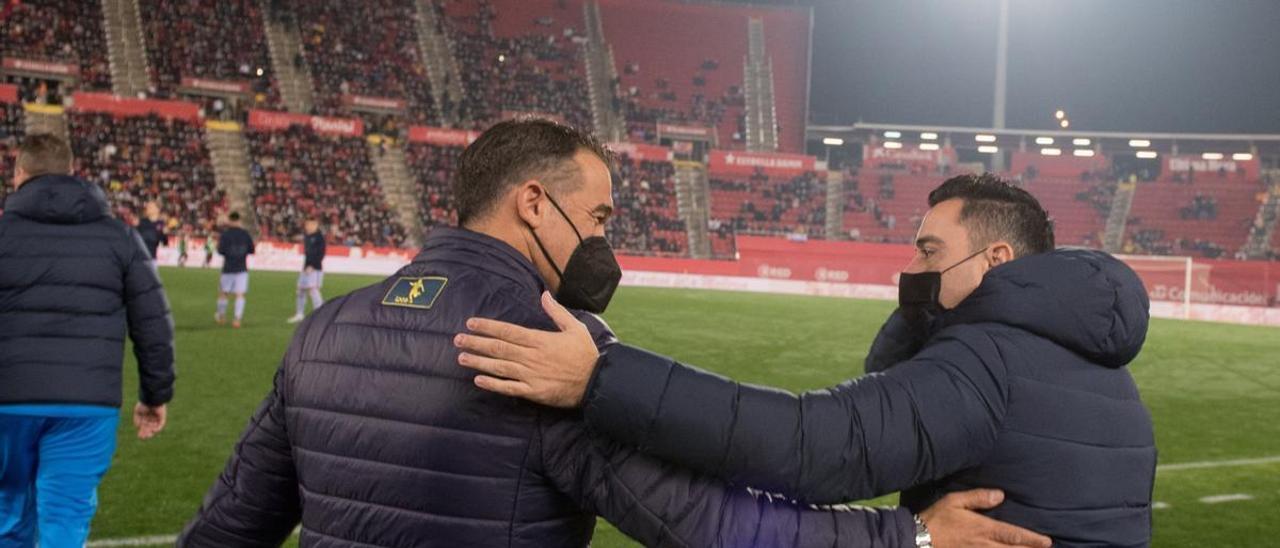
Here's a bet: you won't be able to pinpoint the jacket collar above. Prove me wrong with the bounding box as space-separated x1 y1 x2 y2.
415 227 549 294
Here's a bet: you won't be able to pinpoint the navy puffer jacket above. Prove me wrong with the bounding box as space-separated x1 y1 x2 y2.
0 174 175 407
179 228 918 547
582 249 1156 547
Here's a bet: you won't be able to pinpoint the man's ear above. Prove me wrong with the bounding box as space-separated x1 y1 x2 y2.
988 241 1016 268
514 180 547 229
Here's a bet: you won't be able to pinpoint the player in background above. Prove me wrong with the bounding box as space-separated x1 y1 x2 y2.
176 227 190 267
202 232 216 268
135 201 168 259
287 218 326 323
215 212 255 328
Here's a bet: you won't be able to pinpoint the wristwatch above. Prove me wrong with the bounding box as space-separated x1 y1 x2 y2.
913 514 933 548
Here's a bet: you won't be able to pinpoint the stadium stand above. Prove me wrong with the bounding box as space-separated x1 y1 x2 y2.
405 140 463 229
596 0 809 150
137 0 281 107
610 153 687 256
1125 172 1264 258
248 124 406 247
1019 174 1113 249
291 0 437 124
439 0 593 131
0 101 23 204
0 0 112 91
67 111 224 236
710 169 825 238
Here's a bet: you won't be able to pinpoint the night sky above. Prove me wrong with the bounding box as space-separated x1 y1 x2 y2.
807 0 1280 134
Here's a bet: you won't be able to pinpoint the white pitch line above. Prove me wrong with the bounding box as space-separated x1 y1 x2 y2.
1199 493 1254 504
86 535 178 547
1156 455 1280 472
1152 501 1170 510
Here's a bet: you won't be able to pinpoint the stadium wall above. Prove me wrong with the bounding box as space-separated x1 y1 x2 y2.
154 236 1280 328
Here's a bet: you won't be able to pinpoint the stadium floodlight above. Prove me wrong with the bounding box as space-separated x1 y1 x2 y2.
883 131 902 139
920 132 939 140
883 141 903 149
822 137 844 146
1201 152 1224 160
1232 153 1254 161
1136 151 1158 159
1035 137 1054 145
1055 110 1066 120
1073 149 1096 157
978 145 999 154
1072 138 1091 146
1059 119 1070 128
256 67 264 77
1129 139 1151 147
498 54 506 63
919 143 940 151
975 134 997 143
1040 148 1062 156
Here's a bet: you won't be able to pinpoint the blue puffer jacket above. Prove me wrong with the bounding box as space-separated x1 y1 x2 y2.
0 174 175 407
179 227 918 548
582 249 1156 547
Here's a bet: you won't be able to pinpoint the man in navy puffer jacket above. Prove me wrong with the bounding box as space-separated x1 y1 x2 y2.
0 134 174 546
457 173 1155 547
180 121 1046 547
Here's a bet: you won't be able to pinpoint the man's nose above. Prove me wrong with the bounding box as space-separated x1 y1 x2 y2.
902 256 927 274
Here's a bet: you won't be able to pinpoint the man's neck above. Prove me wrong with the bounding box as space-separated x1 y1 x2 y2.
462 218 534 265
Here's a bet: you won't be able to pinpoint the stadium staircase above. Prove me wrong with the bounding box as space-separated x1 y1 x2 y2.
369 139 425 249
23 105 68 141
743 17 779 152
825 169 845 239
582 2 625 142
204 125 260 237
413 0 464 127
101 0 151 97
1242 173 1280 258
674 161 713 259
1102 180 1136 252
261 3 315 114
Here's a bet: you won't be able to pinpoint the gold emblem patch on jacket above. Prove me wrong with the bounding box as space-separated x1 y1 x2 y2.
381 276 448 309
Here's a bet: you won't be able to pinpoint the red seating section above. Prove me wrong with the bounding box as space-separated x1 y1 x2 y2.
0 103 24 205
596 0 808 151
611 154 687 256
0 0 112 90
405 142 463 228
67 112 224 236
710 170 825 238
1126 175 1264 259
247 126 405 247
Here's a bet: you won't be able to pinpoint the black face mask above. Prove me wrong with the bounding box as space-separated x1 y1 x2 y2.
897 247 988 330
527 193 622 314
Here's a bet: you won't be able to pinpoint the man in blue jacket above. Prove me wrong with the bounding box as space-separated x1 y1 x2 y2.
287 218 326 323
181 121 1045 547
457 173 1155 547
0 134 175 547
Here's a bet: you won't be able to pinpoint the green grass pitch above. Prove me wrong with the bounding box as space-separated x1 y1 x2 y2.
89 267 1280 547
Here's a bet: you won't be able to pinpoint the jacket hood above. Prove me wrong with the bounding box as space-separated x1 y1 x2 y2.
942 248 1150 368
4 175 111 225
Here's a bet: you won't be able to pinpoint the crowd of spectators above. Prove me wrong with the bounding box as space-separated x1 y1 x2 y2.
137 0 281 108
248 125 406 248
1181 193 1218 220
0 0 112 91
290 0 437 124
405 142 463 229
609 154 686 255
0 102 23 205
441 0 592 131
68 112 224 236
710 170 825 237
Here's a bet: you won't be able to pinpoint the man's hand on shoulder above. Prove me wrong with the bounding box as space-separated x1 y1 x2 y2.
455 291 598 408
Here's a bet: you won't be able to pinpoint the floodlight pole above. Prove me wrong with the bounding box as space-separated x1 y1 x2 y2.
992 0 1010 170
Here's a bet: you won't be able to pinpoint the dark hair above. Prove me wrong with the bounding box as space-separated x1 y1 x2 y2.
927 173 1055 257
228 212 241 222
17 133 72 178
453 119 612 226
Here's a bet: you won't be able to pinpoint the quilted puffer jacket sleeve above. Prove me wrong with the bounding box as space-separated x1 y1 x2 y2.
122 228 176 406
582 325 1011 505
537 410 916 547
178 317 309 547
